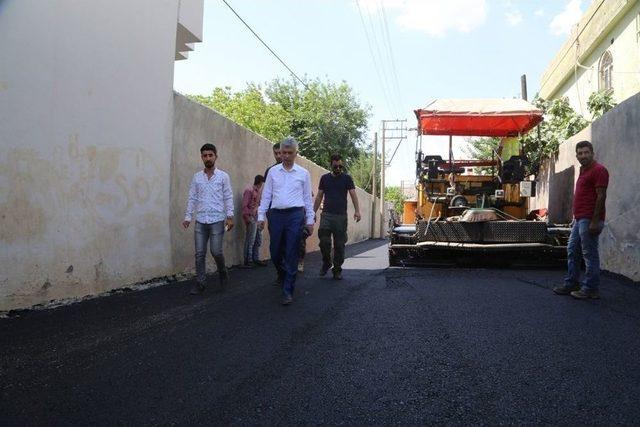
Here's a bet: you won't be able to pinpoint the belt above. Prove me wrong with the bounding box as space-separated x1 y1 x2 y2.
270 206 304 213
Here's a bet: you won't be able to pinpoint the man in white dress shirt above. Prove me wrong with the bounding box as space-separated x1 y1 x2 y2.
258 137 314 305
183 143 234 295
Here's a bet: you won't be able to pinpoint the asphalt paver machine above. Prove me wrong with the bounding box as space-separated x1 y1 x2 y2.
389 98 571 267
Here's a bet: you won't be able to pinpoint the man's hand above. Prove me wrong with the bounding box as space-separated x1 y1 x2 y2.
257 220 265 230
225 217 234 231
589 221 602 235
182 220 191 229
305 224 314 236
354 211 362 222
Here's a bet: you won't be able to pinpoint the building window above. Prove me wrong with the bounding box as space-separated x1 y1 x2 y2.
599 50 613 93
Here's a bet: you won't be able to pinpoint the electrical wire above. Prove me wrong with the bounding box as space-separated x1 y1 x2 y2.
378 1 403 112
355 0 396 116
220 0 312 93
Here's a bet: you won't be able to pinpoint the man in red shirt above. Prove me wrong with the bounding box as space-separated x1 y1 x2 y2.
241 175 267 268
553 140 609 299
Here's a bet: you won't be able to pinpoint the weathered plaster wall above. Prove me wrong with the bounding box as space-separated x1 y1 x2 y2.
0 0 181 311
530 93 640 281
170 93 380 273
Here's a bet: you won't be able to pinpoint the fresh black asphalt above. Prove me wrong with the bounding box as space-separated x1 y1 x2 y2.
2 239 640 425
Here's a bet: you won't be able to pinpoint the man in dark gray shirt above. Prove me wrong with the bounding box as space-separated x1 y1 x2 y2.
313 153 361 280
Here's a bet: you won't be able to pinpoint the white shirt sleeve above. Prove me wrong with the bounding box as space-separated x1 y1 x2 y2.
223 173 234 218
303 169 314 225
257 170 274 221
184 174 197 221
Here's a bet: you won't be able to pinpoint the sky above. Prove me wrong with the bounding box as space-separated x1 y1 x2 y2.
173 0 585 187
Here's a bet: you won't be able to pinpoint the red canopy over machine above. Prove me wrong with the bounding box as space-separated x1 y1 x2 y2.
415 98 543 137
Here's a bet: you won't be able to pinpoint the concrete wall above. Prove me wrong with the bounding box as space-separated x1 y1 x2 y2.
170 93 380 273
530 93 640 281
0 0 190 311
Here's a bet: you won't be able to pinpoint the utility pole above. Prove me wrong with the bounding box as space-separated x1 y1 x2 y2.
380 119 407 238
521 74 528 101
371 132 377 239
380 125 385 238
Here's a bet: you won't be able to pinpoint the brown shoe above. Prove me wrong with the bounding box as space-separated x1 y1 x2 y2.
553 284 580 295
571 289 600 300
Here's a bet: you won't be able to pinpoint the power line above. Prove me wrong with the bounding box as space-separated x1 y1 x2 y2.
378 2 403 110
364 1 398 115
355 0 395 116
220 0 311 93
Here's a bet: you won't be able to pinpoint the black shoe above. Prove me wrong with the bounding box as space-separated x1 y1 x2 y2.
320 263 331 276
332 270 342 280
239 263 254 269
253 260 268 267
553 284 580 295
190 282 205 295
282 295 293 305
219 269 229 286
272 278 283 287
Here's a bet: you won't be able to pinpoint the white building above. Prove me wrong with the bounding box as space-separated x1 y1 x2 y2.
539 0 640 118
0 0 203 310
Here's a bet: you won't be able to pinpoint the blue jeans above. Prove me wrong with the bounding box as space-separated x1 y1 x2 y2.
564 218 604 291
243 219 262 264
268 208 304 297
195 221 226 285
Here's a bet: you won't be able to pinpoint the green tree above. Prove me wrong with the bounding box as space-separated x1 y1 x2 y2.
265 78 370 169
188 85 290 142
385 186 406 217
189 78 371 170
587 90 617 119
463 136 500 174
349 151 381 194
519 96 589 176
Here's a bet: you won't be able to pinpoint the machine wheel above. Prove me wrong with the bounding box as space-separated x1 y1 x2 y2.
388 249 401 267
450 195 468 207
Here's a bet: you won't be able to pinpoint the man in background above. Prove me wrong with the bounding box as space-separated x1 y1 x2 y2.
313 154 361 280
241 174 267 268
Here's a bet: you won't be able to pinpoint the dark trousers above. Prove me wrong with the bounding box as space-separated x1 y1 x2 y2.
318 213 348 273
268 208 305 297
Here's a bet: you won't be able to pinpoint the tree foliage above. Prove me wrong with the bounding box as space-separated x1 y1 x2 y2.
349 152 381 194
519 96 589 176
189 78 370 170
463 137 500 174
188 85 290 143
385 186 406 216
587 90 617 119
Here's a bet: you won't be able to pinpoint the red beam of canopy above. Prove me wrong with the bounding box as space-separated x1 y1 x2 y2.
415 98 543 137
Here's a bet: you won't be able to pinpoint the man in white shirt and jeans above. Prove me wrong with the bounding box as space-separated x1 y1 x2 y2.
258 137 314 305
183 143 234 295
